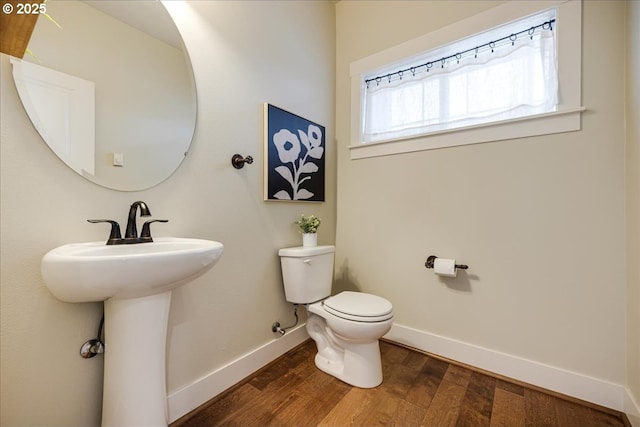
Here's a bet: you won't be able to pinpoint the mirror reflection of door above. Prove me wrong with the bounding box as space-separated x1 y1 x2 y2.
11 58 95 176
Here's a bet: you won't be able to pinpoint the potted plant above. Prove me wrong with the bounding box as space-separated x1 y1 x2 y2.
295 214 321 247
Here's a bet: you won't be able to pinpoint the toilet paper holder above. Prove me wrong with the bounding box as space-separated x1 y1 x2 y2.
425 255 468 270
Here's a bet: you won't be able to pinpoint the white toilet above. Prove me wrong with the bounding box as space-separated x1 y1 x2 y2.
278 245 393 388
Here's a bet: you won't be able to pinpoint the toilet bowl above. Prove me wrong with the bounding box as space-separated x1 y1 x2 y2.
306 291 393 388
278 245 393 388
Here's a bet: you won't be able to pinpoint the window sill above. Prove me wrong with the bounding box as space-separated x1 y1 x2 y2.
348 107 585 160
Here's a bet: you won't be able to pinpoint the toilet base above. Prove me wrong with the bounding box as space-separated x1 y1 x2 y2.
313 341 383 388
306 314 383 388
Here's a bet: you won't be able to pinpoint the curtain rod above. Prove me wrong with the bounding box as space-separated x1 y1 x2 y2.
365 19 556 88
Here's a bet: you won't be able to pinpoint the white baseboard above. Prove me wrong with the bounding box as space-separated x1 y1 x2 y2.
166 322 638 425
625 389 640 427
385 324 628 413
167 324 309 423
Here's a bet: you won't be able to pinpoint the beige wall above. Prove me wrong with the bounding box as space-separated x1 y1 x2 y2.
0 1 335 425
336 0 627 397
626 1 640 424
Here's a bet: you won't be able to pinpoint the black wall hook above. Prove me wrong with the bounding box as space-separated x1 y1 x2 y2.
231 154 254 169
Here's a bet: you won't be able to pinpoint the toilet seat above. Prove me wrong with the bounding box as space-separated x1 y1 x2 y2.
323 291 393 323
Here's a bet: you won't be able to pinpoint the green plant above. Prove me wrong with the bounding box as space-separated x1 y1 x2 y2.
295 214 321 234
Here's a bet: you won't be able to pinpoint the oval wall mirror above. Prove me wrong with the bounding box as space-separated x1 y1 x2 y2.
11 0 196 191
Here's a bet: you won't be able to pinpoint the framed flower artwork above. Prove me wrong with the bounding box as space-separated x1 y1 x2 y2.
263 103 325 202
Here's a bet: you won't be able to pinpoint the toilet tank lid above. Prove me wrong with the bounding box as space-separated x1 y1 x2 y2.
278 245 335 257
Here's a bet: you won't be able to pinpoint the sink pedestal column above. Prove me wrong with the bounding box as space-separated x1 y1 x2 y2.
102 291 172 427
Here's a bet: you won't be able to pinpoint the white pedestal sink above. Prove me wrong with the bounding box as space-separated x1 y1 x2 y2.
41 237 224 427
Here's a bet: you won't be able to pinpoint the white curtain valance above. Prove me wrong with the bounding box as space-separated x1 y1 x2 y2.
362 16 558 143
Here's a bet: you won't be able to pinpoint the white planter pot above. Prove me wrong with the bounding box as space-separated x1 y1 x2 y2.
302 233 317 247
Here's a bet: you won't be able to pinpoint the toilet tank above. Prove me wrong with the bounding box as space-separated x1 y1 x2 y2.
278 245 335 304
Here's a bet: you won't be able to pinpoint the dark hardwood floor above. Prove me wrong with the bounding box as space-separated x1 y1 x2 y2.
171 340 629 427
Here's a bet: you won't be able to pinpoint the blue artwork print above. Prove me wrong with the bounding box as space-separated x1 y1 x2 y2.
265 104 325 201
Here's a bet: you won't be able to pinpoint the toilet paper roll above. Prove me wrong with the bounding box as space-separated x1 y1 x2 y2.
433 258 457 277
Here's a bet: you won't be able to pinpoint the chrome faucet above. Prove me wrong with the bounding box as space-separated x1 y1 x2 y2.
88 201 167 245
125 201 151 239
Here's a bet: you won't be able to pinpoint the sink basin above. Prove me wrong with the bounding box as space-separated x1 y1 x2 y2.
42 237 224 302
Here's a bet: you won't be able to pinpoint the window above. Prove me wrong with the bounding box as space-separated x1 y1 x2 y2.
363 9 558 142
349 0 583 159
